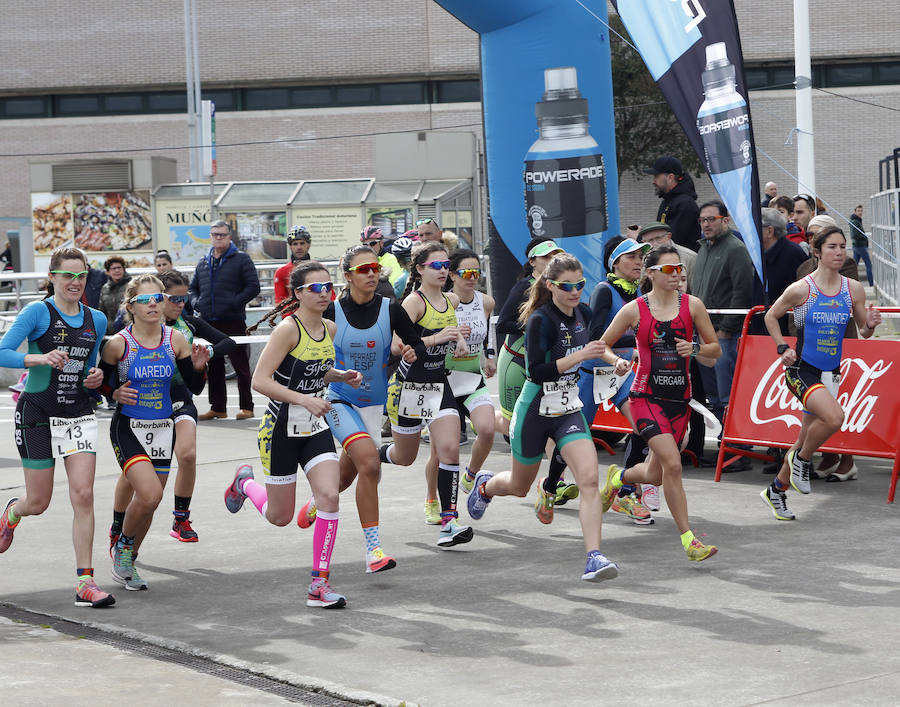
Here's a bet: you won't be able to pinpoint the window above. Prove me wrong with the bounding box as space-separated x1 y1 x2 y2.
56 95 100 115
202 90 237 111
336 85 376 105
744 69 769 90
3 97 47 117
147 92 187 112
825 64 874 86
379 82 426 105
245 88 290 110
291 86 333 108
436 80 481 103
104 94 143 113
876 63 900 83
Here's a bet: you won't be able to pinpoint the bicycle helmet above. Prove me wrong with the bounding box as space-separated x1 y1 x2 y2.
287 225 311 242
360 226 383 242
391 236 414 258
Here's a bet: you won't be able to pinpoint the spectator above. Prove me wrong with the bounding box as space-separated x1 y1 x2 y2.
190 219 261 420
792 194 816 251
154 250 175 274
849 204 872 287
415 217 445 244
636 221 697 291
691 200 754 469
761 182 777 209
769 196 803 244
643 156 701 252
273 225 312 304
760 208 808 333
390 232 415 300
98 255 131 325
360 226 402 292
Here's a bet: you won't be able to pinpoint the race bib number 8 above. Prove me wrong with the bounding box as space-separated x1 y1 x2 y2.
130 419 174 460
593 365 630 403
540 380 582 417
288 393 328 437
399 382 443 420
50 415 97 458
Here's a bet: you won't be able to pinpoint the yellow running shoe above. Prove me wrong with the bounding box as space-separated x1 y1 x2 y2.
611 493 653 525
423 500 441 525
534 477 555 525
601 465 623 512
685 538 718 562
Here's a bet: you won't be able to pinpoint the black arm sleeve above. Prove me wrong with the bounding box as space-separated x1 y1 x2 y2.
495 280 530 339
177 356 207 396
389 302 425 356
184 314 237 359
588 284 614 341
525 311 559 383
97 357 119 397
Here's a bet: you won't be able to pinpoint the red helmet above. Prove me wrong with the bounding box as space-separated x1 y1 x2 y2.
360 226 383 242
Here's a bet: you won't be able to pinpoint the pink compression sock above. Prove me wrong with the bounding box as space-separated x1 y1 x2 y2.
240 478 269 515
312 510 339 576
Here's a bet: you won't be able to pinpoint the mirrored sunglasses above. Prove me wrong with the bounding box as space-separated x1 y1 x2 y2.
415 218 435 227
455 268 481 280
549 278 586 292
423 260 450 271
362 240 382 248
165 294 189 304
347 262 382 275
647 263 684 274
297 282 334 294
129 293 165 305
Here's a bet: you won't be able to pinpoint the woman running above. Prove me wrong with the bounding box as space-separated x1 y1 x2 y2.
224 261 361 608
108 270 234 546
597 245 721 562
380 241 474 548
104 274 209 590
294 244 422 575
0 247 113 607
467 253 618 582
761 225 880 520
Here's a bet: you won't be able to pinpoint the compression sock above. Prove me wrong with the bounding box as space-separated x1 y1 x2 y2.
362 523 381 553
110 509 125 535
437 463 460 525
312 511 339 577
240 478 269 516
174 495 191 518
680 530 696 550
379 443 395 464
546 449 567 488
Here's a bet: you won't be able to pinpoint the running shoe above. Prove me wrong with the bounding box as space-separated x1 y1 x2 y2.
423 500 441 525
640 484 661 512
467 471 494 520
224 464 254 513
460 471 476 495
600 465 623 512
296 498 317 529
437 519 474 548
760 486 795 521
307 578 346 609
170 516 198 542
685 538 718 562
582 552 619 582
554 479 579 506
74 577 115 608
0 498 20 553
127 560 149 591
611 493 654 525
826 464 858 483
108 525 121 558
534 477 555 525
787 450 812 494
365 547 397 573
111 544 134 586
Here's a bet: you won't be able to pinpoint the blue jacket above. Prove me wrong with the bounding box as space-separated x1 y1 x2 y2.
189 243 260 322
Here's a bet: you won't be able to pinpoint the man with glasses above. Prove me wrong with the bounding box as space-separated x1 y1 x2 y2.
360 226 402 292
189 220 260 421
643 156 701 252
691 201 754 469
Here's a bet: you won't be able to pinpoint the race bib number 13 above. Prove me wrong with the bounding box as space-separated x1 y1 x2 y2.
50 415 97 458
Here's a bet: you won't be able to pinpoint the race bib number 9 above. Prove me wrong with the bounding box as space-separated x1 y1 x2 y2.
540 380 582 417
592 365 630 403
130 418 174 460
399 382 443 420
50 415 97 458
288 392 328 437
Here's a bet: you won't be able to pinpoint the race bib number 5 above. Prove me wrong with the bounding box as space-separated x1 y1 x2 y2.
399 382 443 420
130 419 174 460
540 380 582 417
50 415 97 458
288 392 328 437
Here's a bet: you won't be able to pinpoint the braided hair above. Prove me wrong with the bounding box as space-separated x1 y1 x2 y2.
400 241 448 301
246 261 329 334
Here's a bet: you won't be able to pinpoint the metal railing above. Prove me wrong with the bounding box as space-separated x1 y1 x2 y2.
870 188 899 310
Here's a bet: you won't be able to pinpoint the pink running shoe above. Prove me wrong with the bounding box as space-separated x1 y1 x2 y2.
296 497 317 529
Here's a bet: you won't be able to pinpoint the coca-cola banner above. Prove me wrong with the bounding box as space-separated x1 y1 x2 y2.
610 0 764 284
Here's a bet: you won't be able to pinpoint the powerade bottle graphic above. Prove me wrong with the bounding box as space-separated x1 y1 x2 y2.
696 42 751 175
524 67 607 240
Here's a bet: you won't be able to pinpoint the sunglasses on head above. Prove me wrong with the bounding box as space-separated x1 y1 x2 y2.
455 268 481 280
423 260 450 271
415 218 436 227
296 282 334 294
50 269 88 281
347 262 382 275
648 263 684 274
130 293 165 305
549 278 586 292
793 194 815 208
165 294 189 304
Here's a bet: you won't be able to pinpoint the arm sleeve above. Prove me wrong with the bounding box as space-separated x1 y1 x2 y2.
496 280 529 339
525 311 559 383
235 255 262 306
0 302 48 368
186 314 237 358
723 245 754 334
389 302 424 348
177 355 207 395
588 284 613 340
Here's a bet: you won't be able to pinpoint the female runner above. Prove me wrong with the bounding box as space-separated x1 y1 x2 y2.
104 274 209 590
107 270 234 546
761 225 880 520
597 245 721 561
426 249 496 498
380 241 474 548
0 247 113 607
294 244 422 575
224 261 361 608
467 253 618 582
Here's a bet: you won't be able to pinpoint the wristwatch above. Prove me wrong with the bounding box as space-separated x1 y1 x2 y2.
691 341 701 357
776 343 789 355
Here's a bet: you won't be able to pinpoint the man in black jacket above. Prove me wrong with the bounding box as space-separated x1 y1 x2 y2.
643 156 701 252
190 220 261 420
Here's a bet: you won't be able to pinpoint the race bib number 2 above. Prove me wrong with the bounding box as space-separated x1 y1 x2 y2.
50 415 97 458
592 365 630 404
540 380 582 417
399 382 443 420
130 419 174 460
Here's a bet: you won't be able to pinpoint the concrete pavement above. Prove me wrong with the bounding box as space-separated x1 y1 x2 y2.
1 383 900 706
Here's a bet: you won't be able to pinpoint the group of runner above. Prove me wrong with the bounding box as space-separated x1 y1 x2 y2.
0 220 880 608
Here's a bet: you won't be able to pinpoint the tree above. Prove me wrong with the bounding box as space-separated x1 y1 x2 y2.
609 15 704 182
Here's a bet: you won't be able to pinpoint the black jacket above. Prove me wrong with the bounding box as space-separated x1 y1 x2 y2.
764 237 809 334
84 268 106 309
189 244 260 322
657 175 701 252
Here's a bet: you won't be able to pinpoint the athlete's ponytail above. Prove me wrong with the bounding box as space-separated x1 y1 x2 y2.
247 261 329 334
400 241 447 302
518 253 582 326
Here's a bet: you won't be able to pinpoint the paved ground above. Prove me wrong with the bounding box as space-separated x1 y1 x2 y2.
1 382 899 706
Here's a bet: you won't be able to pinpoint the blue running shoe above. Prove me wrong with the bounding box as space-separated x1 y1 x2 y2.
437 519 474 548
582 551 619 582
225 464 254 513
307 578 346 609
467 471 494 520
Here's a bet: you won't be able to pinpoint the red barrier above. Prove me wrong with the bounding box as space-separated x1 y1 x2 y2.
716 306 900 503
590 399 633 454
